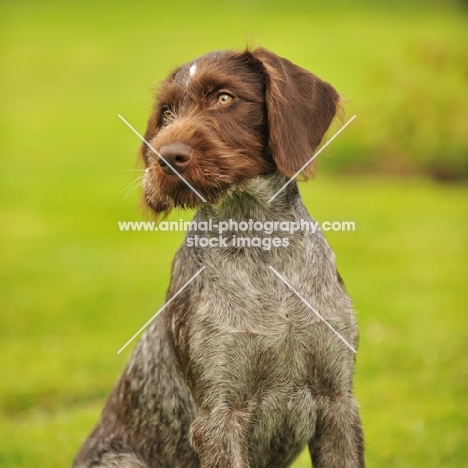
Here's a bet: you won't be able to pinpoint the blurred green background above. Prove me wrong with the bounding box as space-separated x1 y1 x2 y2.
1 0 467 467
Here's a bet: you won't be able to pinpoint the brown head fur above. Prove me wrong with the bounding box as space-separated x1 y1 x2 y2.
140 48 340 215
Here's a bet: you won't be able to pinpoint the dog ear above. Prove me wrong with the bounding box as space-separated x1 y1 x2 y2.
250 48 340 178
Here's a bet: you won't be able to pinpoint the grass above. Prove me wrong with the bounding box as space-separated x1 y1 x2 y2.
1 175 467 467
1 1 467 466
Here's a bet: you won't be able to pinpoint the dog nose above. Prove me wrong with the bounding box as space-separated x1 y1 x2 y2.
158 142 192 174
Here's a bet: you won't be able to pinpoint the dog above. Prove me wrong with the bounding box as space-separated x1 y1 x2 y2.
73 47 364 468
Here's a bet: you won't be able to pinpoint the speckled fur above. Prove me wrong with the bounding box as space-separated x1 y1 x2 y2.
73 48 364 468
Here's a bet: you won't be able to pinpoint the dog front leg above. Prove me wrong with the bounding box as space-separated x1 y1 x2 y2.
190 408 250 468
309 394 364 468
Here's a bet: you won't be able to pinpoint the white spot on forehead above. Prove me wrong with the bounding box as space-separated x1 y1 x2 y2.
183 62 197 87
189 63 197 77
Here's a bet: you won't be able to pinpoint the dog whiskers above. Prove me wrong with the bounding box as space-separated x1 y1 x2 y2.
122 175 144 200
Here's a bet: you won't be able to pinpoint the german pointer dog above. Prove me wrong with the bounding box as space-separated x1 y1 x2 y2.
73 47 364 468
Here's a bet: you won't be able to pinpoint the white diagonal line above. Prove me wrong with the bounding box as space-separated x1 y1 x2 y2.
117 266 206 354
268 266 357 353
268 115 356 203
118 114 207 203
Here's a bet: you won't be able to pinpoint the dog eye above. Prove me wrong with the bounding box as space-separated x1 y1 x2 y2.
217 93 233 105
162 107 175 120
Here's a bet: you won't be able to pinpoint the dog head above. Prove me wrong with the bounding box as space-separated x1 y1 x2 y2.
141 47 340 214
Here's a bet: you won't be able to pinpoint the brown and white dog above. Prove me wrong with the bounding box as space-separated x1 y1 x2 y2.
73 48 364 468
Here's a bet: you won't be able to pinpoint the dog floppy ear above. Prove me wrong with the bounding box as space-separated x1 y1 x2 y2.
251 47 340 178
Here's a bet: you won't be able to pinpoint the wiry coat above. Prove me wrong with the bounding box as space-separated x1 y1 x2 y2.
73 48 364 468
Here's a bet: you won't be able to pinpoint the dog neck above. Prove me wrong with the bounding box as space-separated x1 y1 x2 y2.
199 172 303 222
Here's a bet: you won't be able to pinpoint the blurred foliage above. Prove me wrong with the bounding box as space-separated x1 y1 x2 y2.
356 36 468 179
1 0 466 180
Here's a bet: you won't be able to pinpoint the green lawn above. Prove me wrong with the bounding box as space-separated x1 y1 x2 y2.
1 175 467 467
1 1 467 467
